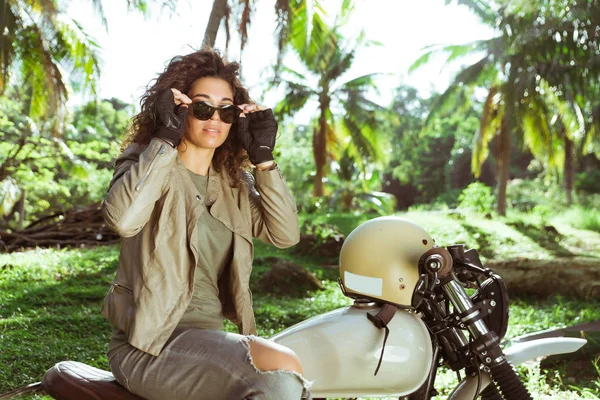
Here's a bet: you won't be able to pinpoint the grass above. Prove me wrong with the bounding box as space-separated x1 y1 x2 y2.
1 211 600 399
404 209 600 261
557 206 600 233
0 247 117 392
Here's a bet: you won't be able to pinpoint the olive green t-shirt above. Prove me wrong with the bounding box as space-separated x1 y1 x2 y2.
176 169 234 331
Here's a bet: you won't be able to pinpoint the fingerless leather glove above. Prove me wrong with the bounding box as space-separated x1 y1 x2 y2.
154 89 188 147
238 109 278 165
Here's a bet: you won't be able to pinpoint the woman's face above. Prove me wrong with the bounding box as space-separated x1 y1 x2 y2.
184 77 235 150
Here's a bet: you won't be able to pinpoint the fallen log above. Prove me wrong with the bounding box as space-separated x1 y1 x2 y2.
0 203 119 253
486 258 600 299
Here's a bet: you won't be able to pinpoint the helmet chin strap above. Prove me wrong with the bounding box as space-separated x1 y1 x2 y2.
366 303 397 376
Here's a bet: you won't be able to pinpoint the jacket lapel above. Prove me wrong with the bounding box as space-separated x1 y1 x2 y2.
207 167 253 244
174 157 203 270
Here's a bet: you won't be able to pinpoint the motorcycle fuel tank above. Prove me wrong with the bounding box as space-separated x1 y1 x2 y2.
271 304 433 398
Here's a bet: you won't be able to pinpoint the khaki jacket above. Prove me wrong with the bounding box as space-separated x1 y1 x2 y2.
100 138 299 356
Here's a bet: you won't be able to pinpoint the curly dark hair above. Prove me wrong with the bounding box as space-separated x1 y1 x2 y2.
122 49 252 186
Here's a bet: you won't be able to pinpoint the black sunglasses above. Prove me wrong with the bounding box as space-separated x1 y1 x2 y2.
191 101 242 124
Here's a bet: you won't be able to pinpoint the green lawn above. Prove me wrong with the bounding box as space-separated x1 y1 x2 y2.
1 211 599 399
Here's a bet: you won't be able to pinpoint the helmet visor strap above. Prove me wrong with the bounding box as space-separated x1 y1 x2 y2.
366 303 396 376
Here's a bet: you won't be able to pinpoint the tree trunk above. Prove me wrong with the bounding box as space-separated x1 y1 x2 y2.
202 0 228 49
313 126 325 197
313 91 329 197
17 189 25 230
496 116 511 216
564 134 574 206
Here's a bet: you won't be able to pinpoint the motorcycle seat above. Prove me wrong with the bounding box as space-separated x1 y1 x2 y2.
42 361 145 400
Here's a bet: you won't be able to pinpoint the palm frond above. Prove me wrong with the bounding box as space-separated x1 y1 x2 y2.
453 54 493 86
339 114 381 167
408 47 440 73
85 0 108 30
0 0 18 93
275 0 327 73
273 81 314 119
279 65 309 82
333 0 354 28
336 73 386 121
520 98 556 168
337 71 378 90
322 40 355 84
274 0 292 66
26 0 59 15
239 0 252 51
338 87 387 167
444 39 500 66
289 0 331 69
447 0 497 25
6 0 101 132
17 22 66 121
125 0 149 15
424 55 494 126
325 109 339 159
410 38 497 74
583 103 600 154
472 86 502 176
55 16 102 96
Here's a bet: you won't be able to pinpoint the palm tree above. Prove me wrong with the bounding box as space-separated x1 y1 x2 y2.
502 0 600 205
410 0 600 215
272 10 385 197
201 0 326 69
519 81 589 205
1 0 102 129
0 0 174 227
0 0 173 131
326 142 395 214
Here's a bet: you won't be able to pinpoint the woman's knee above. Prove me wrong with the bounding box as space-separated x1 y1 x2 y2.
247 337 304 375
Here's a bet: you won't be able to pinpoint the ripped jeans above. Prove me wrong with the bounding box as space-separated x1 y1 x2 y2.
108 328 312 400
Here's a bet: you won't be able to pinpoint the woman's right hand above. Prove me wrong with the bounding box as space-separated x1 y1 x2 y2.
169 88 192 107
154 88 192 148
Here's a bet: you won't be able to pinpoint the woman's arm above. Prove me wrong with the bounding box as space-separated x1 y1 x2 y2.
244 166 300 248
236 106 299 247
102 138 177 237
103 89 189 237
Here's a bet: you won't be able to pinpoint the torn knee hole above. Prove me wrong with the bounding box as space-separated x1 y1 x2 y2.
242 336 303 375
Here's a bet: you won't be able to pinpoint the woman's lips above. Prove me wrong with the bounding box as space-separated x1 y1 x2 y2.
203 127 220 136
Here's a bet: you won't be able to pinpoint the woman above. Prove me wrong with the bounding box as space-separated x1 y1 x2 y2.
100 49 311 399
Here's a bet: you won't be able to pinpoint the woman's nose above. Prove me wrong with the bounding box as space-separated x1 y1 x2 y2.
210 110 221 121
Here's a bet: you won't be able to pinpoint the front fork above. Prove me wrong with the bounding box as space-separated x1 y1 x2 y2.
442 279 533 400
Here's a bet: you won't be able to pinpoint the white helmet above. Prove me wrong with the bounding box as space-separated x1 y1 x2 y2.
339 216 435 308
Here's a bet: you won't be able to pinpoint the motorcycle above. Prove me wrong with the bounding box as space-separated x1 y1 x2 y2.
0 216 587 400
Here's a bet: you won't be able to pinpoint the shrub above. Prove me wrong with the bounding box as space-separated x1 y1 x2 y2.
457 182 495 214
577 192 600 210
559 206 600 233
531 204 554 225
432 188 462 209
506 178 564 211
293 220 346 259
576 169 600 193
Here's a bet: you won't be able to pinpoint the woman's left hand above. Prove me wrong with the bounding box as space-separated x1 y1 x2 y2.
237 103 267 115
236 104 278 167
